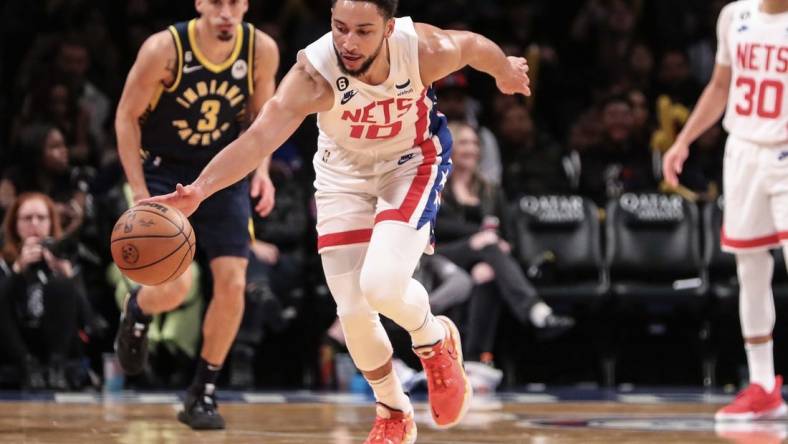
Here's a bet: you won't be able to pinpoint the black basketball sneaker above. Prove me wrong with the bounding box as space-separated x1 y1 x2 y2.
114 288 151 375
178 384 226 430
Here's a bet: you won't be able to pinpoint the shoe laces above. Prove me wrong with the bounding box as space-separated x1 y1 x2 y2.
193 390 219 415
132 322 147 338
420 347 453 392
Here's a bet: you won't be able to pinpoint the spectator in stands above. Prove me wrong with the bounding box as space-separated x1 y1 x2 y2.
436 72 503 185
627 42 655 96
0 124 89 240
576 94 658 205
628 89 653 147
654 48 702 108
0 193 84 389
437 122 574 365
54 37 111 157
497 102 575 197
12 78 93 166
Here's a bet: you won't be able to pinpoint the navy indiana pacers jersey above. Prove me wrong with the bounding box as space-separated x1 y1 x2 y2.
140 19 255 167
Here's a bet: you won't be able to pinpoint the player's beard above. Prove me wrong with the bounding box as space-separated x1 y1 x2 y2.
334 36 386 77
217 30 234 42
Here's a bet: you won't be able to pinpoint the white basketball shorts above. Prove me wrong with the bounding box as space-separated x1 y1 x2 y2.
313 122 452 254
721 134 788 252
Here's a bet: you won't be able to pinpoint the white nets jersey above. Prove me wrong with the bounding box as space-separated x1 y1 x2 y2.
717 0 788 145
304 17 438 157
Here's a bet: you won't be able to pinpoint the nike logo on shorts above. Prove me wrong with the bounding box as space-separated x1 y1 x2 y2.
398 153 416 165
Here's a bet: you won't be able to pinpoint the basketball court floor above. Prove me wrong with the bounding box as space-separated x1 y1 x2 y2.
1 389 783 443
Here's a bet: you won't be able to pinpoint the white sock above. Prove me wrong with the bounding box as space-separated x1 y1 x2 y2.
746 340 776 392
529 302 553 328
367 371 412 413
409 313 445 347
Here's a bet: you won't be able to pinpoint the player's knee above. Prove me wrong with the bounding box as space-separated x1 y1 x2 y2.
153 270 191 306
216 274 246 301
359 265 409 312
736 250 774 290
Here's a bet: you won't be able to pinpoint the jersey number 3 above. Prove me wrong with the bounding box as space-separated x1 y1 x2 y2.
735 77 783 119
197 100 222 131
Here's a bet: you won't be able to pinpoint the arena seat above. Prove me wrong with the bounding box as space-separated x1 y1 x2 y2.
509 194 608 307
605 192 711 386
606 192 707 302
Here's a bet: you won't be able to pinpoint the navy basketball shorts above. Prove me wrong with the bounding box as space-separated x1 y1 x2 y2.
144 157 251 261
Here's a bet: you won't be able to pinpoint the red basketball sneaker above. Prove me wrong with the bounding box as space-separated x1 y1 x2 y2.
413 315 473 429
364 403 417 444
715 375 787 421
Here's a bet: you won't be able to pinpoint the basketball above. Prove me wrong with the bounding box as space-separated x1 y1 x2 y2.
110 202 196 286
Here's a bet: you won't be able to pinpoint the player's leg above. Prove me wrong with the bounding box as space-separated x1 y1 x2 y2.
315 162 417 443
175 255 246 429
717 137 786 421
115 270 192 375
115 165 193 375
322 245 412 398
360 221 471 429
177 180 251 430
360 222 444 346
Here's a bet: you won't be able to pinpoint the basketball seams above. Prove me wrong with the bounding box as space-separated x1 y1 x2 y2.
111 233 183 243
157 234 196 285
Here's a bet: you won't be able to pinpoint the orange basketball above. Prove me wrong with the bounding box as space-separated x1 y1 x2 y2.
110 202 196 286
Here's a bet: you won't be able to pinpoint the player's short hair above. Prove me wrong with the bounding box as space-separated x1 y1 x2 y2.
331 0 398 20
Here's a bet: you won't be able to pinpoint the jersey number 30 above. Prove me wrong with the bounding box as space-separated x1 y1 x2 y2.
735 77 783 119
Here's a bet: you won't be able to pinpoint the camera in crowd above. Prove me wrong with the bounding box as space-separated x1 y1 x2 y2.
39 236 78 260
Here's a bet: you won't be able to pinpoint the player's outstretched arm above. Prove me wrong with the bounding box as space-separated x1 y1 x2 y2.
145 52 332 216
415 23 530 97
115 31 176 203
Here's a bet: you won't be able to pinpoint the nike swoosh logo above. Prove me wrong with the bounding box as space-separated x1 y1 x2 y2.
183 64 203 74
340 90 358 105
395 79 411 89
398 153 415 165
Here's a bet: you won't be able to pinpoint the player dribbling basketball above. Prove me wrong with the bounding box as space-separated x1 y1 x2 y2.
113 0 279 430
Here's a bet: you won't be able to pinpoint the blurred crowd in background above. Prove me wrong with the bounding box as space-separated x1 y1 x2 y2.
0 0 732 392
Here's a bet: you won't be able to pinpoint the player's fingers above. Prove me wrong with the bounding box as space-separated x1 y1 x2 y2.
250 178 260 198
257 199 274 217
141 193 173 203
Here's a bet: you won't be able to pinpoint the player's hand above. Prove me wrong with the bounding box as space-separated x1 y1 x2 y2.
496 56 531 96
250 170 276 217
142 183 204 217
251 240 280 265
662 141 690 188
469 230 499 250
